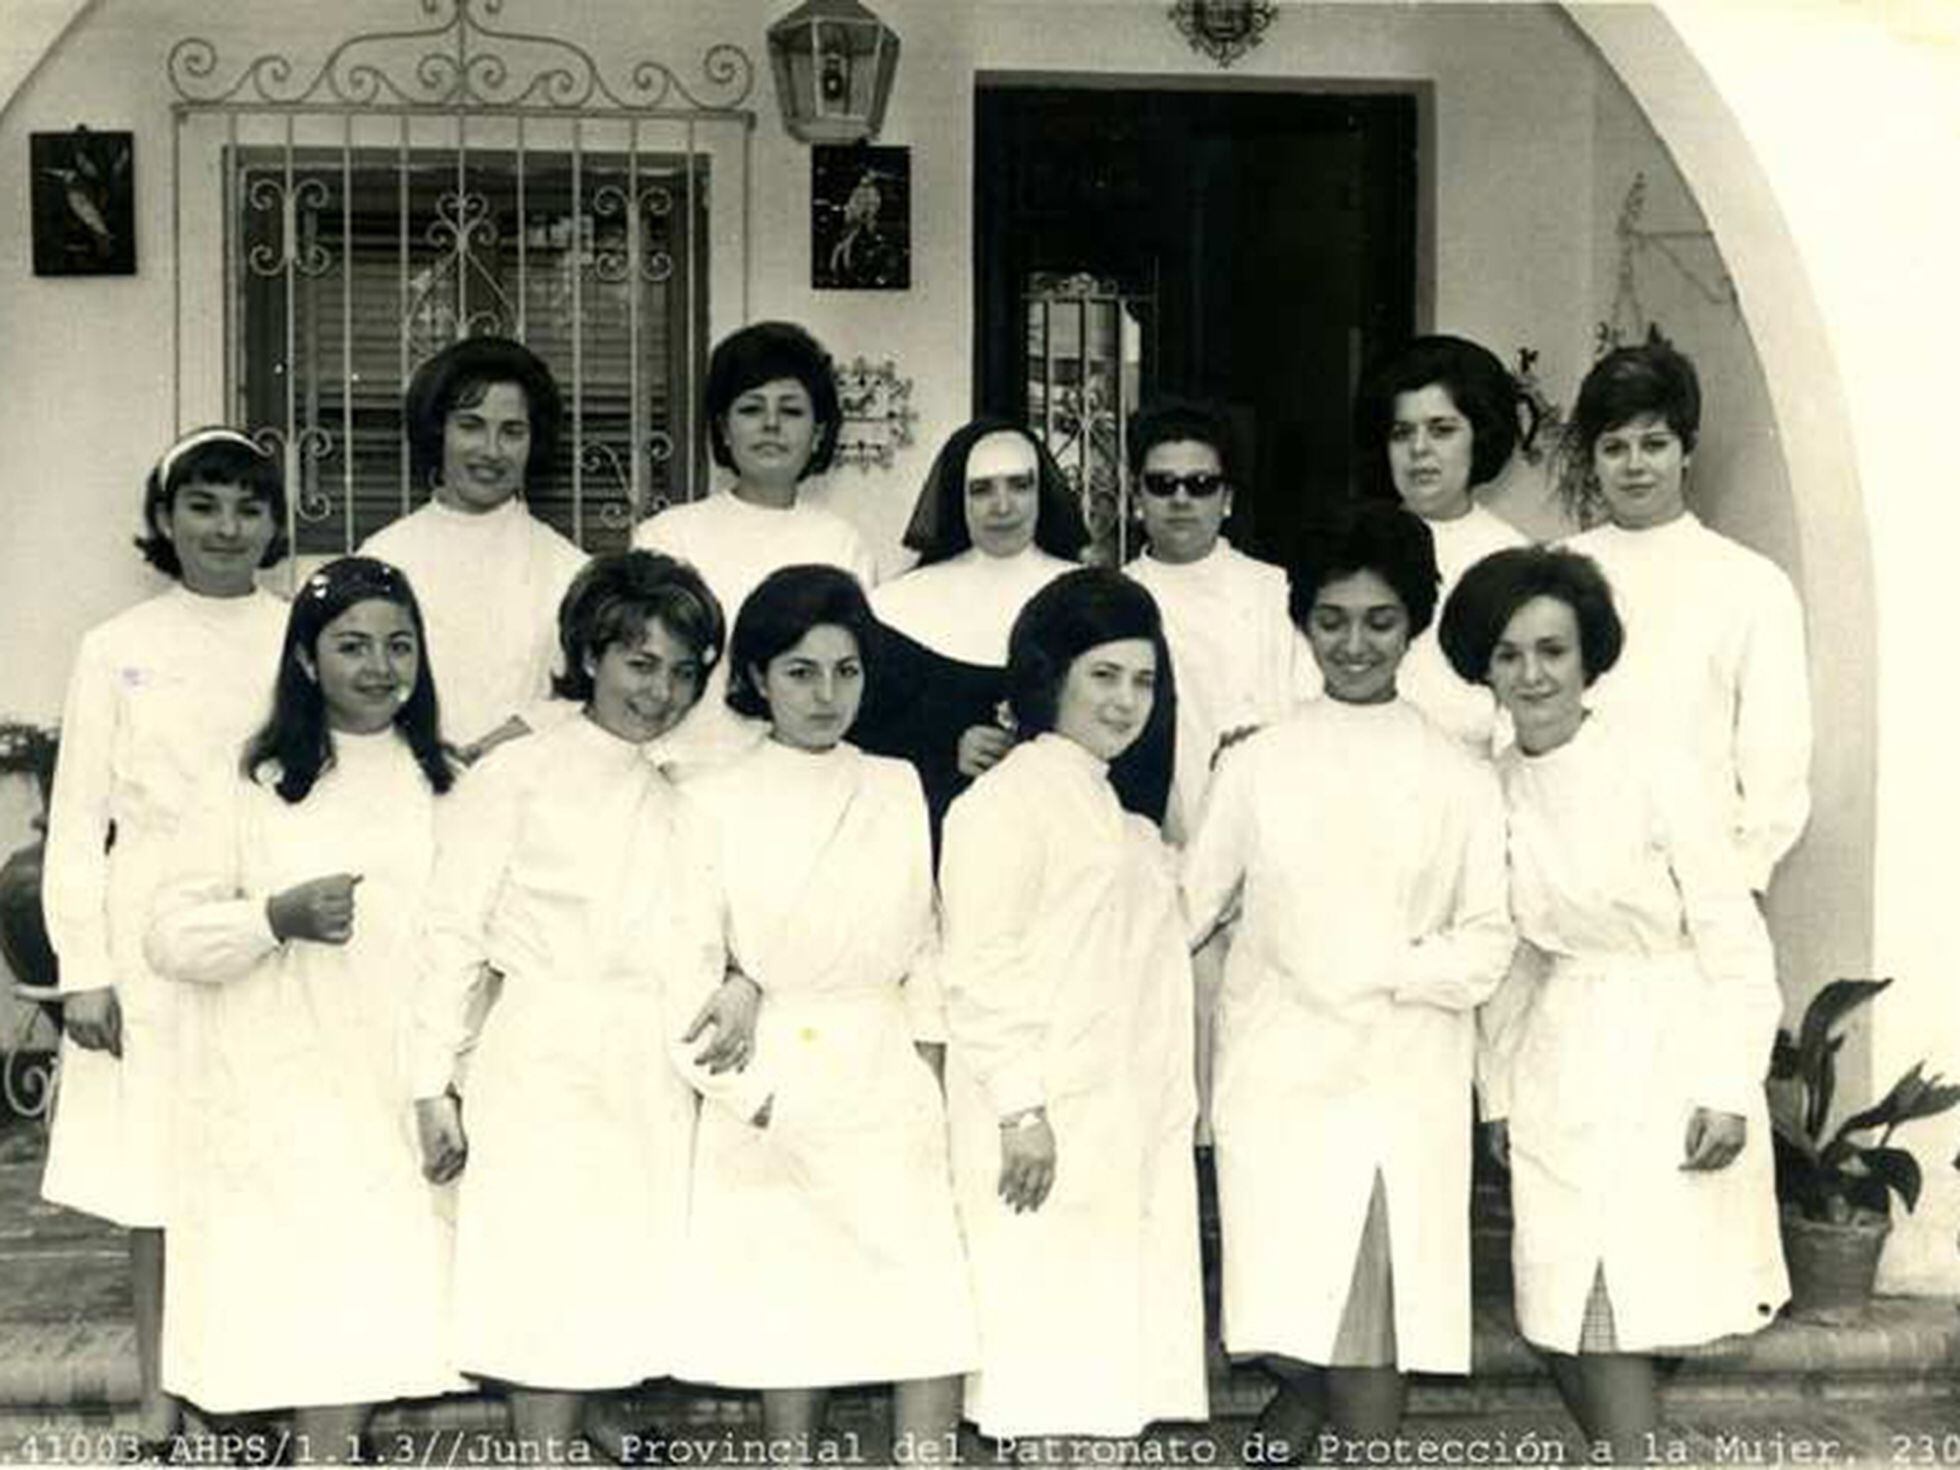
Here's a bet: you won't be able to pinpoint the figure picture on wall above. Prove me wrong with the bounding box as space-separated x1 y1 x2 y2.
812 144 909 291
30 128 136 277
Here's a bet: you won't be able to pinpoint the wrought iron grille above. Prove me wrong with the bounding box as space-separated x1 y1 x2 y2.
168 0 756 566
1024 272 1155 566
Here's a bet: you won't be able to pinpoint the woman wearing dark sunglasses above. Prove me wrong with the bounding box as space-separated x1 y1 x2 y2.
1352 336 1531 756
1123 398 1311 845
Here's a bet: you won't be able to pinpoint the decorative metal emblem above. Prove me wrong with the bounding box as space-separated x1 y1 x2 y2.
832 357 916 472
167 0 754 111
1168 0 1277 69
1596 172 1738 354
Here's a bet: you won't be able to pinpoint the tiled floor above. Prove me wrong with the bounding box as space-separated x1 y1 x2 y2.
4 1109 1958 1465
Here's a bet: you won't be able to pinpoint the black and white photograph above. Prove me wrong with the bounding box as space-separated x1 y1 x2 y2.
0 0 1956 1466
29 127 134 276
811 144 910 291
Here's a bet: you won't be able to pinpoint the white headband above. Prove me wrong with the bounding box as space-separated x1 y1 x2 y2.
156 427 267 488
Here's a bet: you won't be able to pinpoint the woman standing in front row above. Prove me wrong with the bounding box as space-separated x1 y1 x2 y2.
938 569 1205 1443
146 558 459 1447
1181 504 1514 1448
1439 547 1787 1462
409 552 764 1455
41 428 291 1446
683 565 975 1461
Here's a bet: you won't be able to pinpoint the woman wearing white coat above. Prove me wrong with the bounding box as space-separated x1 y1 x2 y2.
1557 341 1811 894
1350 335 1532 757
938 568 1205 1443
682 565 975 1456
41 428 290 1445
1439 546 1787 1463
145 557 460 1444
1181 504 1514 1448
409 551 764 1457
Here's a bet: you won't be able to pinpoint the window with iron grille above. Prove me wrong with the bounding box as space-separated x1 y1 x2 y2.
165 2 757 570
234 145 708 555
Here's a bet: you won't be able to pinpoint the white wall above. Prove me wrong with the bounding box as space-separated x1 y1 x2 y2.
1630 0 1960 1292
6 2 1930 1288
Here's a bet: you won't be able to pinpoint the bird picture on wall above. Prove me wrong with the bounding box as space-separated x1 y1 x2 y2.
812 144 909 291
31 128 136 277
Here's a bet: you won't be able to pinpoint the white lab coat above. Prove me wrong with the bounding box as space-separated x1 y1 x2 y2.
634 493 879 771
1180 699 1514 1373
1484 713 1789 1352
1125 539 1312 844
40 585 287 1227
409 714 753 1390
1563 513 1811 890
939 734 1206 1438
143 732 458 1412
360 497 587 751
1397 503 1529 757
680 740 977 1388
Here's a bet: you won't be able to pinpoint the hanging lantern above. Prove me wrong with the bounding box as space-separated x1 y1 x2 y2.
767 0 900 145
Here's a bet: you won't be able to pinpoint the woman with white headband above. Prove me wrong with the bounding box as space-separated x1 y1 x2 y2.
40 426 291 1448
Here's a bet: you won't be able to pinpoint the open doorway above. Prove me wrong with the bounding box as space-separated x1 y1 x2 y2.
975 82 1419 563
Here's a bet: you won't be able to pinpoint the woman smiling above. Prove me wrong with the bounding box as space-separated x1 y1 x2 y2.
937 569 1203 1443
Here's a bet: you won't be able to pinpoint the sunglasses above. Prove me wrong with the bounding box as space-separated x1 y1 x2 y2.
1138 471 1228 500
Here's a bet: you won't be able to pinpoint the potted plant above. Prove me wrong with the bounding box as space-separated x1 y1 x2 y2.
1768 977 1960 1323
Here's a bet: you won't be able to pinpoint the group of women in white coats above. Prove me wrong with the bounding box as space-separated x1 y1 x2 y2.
35 315 1810 1464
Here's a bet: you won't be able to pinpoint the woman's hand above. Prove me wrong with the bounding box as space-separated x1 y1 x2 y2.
1481 1119 1511 1172
957 725 1013 779
997 1109 1056 1213
62 986 123 1057
683 970 762 1073
266 873 363 945
1211 724 1262 769
1682 1107 1746 1171
415 1092 468 1184
915 1040 946 1086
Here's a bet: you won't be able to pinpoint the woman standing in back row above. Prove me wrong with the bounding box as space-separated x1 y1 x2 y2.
1558 341 1811 894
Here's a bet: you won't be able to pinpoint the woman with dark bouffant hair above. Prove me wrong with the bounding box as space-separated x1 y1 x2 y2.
145 556 460 1449
40 426 290 1448
1351 334 1531 754
409 550 764 1459
1182 503 1513 1451
634 323 879 770
1558 339 1810 896
1438 545 1786 1462
937 568 1203 1444
360 335 589 763
682 564 976 1452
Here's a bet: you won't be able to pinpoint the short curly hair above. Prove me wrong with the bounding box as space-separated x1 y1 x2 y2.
404 336 564 493
1125 397 1237 484
703 322 843 480
1437 545 1624 687
1353 335 1522 504
552 550 724 704
1286 503 1441 640
134 429 289 578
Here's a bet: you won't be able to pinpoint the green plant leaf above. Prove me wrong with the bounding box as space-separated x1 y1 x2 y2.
1770 1103 1819 1160
1770 1030 1799 1080
1861 1146 1923 1214
1797 977 1891 1080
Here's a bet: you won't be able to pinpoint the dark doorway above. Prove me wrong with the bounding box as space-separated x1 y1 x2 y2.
975 83 1418 563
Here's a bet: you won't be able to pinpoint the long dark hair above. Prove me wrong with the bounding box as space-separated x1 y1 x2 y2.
242 557 454 803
